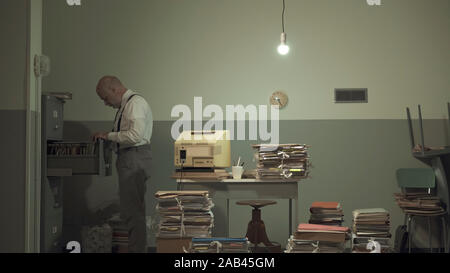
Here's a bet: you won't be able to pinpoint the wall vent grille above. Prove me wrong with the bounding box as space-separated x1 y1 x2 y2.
334 88 368 103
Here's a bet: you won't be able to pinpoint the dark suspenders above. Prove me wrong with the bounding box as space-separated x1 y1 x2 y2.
112 94 139 150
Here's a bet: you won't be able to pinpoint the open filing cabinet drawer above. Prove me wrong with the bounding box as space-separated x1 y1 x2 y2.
47 139 112 176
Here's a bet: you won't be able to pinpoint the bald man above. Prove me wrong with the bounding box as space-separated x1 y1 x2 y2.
93 76 153 253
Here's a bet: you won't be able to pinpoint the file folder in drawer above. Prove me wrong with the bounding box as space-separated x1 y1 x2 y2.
47 140 112 176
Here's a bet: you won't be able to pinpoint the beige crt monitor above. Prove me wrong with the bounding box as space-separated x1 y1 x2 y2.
174 130 231 168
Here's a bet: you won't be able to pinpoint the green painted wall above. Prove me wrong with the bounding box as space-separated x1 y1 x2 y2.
0 0 27 110
42 0 450 121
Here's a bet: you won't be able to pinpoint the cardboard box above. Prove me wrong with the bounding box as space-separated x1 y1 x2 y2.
156 237 192 253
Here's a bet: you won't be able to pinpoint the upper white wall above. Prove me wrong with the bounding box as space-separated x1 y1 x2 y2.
42 0 450 121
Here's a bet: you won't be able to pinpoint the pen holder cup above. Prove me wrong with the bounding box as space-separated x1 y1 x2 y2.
232 166 244 180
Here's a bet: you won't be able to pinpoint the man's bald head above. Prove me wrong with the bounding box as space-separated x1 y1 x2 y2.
96 76 128 109
96 76 125 92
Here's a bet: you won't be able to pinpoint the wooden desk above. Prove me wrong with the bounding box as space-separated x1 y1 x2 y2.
177 179 302 239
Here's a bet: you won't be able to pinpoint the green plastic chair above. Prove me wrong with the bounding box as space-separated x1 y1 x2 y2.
396 168 435 189
395 168 448 253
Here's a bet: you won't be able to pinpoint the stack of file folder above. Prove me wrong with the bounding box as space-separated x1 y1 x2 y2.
155 191 214 238
188 237 250 253
285 223 349 253
309 201 344 226
108 214 129 253
351 233 391 253
351 208 392 253
285 236 346 253
285 236 320 253
394 192 446 215
252 144 310 180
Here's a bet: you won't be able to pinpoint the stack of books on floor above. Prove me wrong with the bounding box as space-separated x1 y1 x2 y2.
285 236 320 253
394 192 446 215
80 224 112 253
188 237 250 253
309 201 344 226
155 191 214 238
108 214 129 253
351 233 391 253
351 208 392 253
252 144 310 180
285 223 349 253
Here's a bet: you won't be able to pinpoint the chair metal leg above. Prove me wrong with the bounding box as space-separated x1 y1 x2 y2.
441 216 448 253
428 217 432 253
439 217 442 253
446 218 449 253
440 216 443 253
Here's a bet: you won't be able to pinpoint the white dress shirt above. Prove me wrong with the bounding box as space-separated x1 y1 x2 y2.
107 89 153 148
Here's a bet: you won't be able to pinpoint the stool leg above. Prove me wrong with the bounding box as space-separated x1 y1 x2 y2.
245 208 273 247
407 215 412 253
428 217 432 253
245 219 258 244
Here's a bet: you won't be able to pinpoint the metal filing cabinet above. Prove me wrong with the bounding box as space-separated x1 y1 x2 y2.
41 93 112 253
43 95 64 140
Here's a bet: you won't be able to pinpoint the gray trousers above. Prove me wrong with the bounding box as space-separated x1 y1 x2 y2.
116 145 152 253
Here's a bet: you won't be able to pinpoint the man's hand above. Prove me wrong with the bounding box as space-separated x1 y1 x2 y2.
92 132 108 141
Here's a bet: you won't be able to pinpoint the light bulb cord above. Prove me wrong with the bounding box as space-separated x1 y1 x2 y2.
281 0 286 33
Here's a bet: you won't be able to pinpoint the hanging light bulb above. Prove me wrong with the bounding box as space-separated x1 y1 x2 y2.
277 0 289 55
277 32 289 55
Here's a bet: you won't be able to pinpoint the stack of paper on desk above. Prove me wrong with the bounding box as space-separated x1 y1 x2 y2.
252 144 310 180
155 191 214 238
352 208 392 253
394 192 445 215
309 201 344 226
188 237 250 253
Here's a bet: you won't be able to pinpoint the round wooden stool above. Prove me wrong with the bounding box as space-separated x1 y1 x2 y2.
236 200 281 252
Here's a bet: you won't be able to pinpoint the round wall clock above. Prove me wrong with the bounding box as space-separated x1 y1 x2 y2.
269 91 288 109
